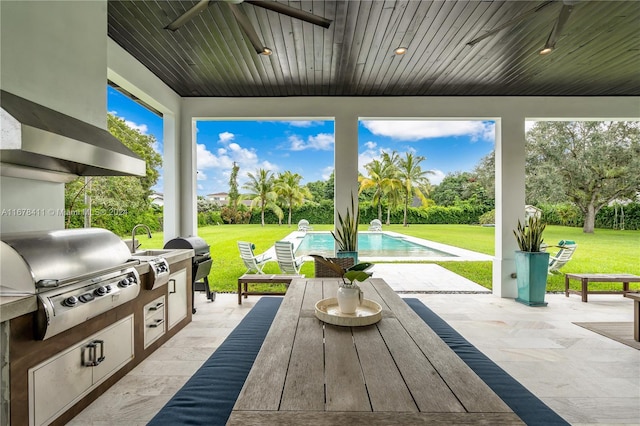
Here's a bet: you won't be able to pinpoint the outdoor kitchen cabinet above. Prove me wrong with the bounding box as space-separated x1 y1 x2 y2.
28 315 134 426
167 268 188 329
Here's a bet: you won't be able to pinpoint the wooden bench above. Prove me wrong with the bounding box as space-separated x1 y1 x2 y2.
624 293 640 342
237 274 303 304
565 273 640 302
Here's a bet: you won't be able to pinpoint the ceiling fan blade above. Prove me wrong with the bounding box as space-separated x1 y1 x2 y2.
245 0 332 28
467 0 554 46
227 3 269 55
543 3 575 49
165 0 212 31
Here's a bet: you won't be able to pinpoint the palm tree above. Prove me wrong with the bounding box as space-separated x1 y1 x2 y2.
275 171 312 227
380 151 403 225
242 169 283 226
398 152 434 227
360 158 401 221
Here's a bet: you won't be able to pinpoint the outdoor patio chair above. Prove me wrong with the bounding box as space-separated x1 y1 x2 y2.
369 219 383 231
274 241 304 274
237 241 271 274
548 240 577 274
298 219 313 232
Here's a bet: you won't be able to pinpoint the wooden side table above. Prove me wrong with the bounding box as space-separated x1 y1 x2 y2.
564 273 640 302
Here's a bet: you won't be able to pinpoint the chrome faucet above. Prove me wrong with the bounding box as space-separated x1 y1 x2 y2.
131 224 152 253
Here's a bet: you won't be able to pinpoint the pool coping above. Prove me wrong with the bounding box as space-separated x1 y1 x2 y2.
272 230 493 263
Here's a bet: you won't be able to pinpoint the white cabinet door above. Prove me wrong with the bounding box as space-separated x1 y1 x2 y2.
31 344 92 426
92 316 135 384
29 315 134 426
167 268 188 329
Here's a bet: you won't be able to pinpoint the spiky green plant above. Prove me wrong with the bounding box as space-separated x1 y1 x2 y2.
513 216 547 252
331 193 359 252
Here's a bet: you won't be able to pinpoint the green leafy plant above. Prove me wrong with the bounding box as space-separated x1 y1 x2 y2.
513 216 547 252
310 255 373 286
332 193 359 252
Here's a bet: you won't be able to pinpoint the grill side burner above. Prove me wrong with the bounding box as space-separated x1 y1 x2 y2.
1 228 142 339
164 236 214 313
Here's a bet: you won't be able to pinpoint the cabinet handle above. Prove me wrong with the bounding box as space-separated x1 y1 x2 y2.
82 339 105 367
169 279 176 294
149 302 164 311
148 318 164 328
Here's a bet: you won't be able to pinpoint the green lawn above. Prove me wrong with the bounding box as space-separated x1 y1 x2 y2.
141 224 639 293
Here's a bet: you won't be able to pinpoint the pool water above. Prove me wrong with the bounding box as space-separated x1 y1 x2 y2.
295 232 455 258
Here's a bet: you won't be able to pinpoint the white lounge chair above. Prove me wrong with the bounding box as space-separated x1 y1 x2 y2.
275 241 304 274
237 241 271 274
548 240 577 274
369 219 382 231
298 219 313 232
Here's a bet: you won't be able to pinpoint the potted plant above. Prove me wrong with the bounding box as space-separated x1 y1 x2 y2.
332 193 360 264
513 216 550 306
311 255 373 314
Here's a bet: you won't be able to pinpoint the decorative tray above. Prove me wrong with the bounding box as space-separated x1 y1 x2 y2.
314 298 382 327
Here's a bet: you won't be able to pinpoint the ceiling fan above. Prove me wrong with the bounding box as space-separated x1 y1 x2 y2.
165 0 332 56
467 0 578 55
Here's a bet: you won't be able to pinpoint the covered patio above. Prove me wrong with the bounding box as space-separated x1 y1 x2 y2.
70 289 639 425
1 1 639 425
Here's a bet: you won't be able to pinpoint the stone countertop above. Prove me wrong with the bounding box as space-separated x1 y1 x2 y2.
0 249 195 323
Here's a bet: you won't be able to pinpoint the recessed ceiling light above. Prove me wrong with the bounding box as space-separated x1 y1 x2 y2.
261 47 273 56
539 46 553 55
394 47 408 55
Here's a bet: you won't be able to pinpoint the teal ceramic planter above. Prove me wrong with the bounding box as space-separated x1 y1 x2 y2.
336 250 358 266
515 251 550 307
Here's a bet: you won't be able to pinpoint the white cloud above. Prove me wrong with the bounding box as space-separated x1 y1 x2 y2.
321 166 334 180
125 120 148 135
525 121 536 132
196 170 207 181
288 133 334 151
219 132 234 143
365 141 377 150
362 120 494 142
429 170 446 185
285 120 323 128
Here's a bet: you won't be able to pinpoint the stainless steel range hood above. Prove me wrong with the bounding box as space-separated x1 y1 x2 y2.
1 90 146 182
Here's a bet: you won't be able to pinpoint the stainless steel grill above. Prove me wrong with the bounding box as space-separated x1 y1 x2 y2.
1 228 141 339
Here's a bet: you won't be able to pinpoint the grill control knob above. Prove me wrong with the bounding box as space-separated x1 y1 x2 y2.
119 278 130 288
94 286 108 296
63 296 78 307
128 276 136 284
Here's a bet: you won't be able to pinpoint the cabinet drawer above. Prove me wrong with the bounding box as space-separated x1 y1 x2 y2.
144 296 166 348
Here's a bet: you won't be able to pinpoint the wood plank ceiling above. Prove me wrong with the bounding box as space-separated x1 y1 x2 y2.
107 0 640 97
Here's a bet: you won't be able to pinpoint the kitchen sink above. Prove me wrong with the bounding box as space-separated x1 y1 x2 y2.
132 249 173 257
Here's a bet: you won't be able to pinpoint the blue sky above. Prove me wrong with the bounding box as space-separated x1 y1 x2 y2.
108 87 495 196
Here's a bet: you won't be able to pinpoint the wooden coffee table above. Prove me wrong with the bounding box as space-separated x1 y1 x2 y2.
564 273 640 302
228 278 523 425
624 293 640 342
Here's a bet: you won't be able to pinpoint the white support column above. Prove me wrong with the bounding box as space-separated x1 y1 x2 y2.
493 115 526 298
179 114 198 237
333 113 359 233
162 113 178 242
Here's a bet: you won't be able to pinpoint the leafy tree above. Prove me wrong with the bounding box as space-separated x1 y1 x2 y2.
397 152 433 226
275 171 312 227
242 168 283 226
473 152 495 200
432 171 492 209
65 113 162 233
380 150 403 225
359 159 388 220
228 161 240 209
526 121 640 233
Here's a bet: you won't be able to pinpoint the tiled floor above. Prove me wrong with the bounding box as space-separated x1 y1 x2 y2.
70 269 640 425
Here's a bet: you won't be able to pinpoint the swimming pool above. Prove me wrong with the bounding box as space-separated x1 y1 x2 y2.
295 232 456 258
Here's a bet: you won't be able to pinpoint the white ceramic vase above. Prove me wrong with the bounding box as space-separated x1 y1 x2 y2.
337 284 363 314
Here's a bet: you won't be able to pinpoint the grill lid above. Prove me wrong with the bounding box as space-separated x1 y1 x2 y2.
164 236 210 257
1 228 132 295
